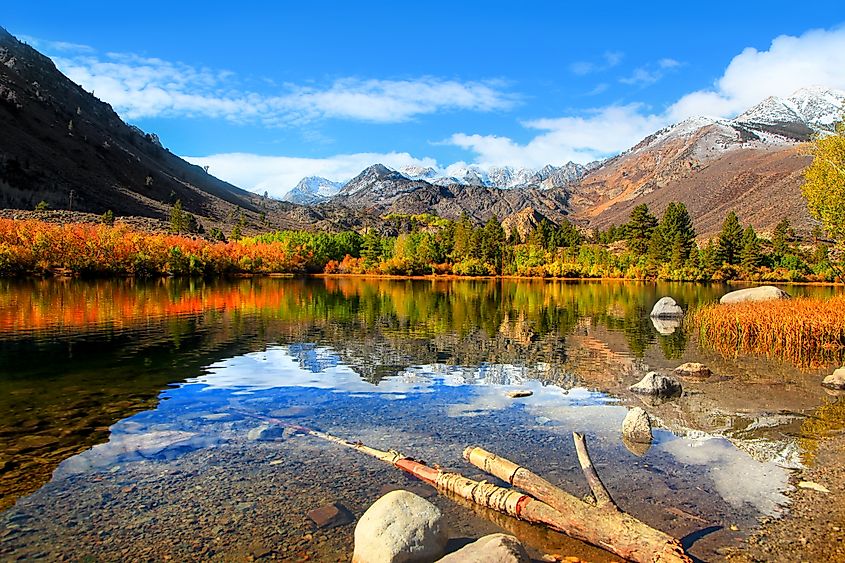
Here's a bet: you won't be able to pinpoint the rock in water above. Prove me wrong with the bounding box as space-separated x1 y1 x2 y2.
673 362 712 379
353 490 448 563
650 297 683 318
506 390 533 398
307 502 354 529
651 316 681 335
247 424 286 441
719 286 790 304
822 367 845 390
629 372 682 397
437 534 530 562
621 407 652 444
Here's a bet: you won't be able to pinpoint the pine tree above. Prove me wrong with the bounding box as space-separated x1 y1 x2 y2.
715 211 743 265
740 226 762 271
660 202 695 261
625 204 658 254
362 229 381 267
772 218 792 258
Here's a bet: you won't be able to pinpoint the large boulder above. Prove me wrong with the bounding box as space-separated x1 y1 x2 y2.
352 490 448 563
719 286 791 305
822 367 845 390
650 297 684 318
621 407 652 444
436 534 529 563
629 372 682 397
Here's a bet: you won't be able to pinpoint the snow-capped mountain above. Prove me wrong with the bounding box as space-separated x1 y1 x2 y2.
282 176 344 204
336 164 425 200
397 163 589 189
738 86 845 132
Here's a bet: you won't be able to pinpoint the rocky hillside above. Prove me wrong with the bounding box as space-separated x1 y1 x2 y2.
571 87 844 236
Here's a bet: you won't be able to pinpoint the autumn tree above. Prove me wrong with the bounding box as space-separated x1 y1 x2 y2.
801 118 845 280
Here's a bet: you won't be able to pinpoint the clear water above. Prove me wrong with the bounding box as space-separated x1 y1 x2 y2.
0 278 840 561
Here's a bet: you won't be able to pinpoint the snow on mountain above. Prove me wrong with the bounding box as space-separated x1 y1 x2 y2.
735 86 845 137
399 165 438 180
282 176 344 204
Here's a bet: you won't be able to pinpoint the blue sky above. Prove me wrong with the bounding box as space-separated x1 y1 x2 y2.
6 1 845 195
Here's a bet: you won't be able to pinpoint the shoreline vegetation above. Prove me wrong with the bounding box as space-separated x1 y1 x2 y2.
1 202 842 284
689 296 845 368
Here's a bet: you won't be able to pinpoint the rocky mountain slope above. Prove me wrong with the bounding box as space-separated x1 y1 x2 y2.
571 86 844 236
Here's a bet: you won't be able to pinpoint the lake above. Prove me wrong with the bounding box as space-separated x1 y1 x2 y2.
0 277 840 561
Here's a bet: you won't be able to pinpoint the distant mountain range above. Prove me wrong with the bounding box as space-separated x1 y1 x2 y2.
282 161 596 204
1 26 843 237
283 85 844 235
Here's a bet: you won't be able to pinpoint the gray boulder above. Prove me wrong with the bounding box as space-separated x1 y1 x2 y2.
629 372 682 397
437 534 529 562
822 367 845 390
650 297 683 318
621 407 652 444
719 286 790 305
352 490 448 563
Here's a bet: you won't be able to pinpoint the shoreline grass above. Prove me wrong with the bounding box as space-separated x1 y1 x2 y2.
688 296 845 368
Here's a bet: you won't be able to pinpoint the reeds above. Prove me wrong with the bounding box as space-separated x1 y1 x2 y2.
688 296 845 368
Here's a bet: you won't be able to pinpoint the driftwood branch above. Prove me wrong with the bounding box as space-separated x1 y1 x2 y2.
464 438 691 563
572 431 615 509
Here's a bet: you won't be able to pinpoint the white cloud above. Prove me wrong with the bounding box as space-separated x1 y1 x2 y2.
668 26 845 121
450 26 845 168
50 50 515 124
447 104 667 167
184 151 438 196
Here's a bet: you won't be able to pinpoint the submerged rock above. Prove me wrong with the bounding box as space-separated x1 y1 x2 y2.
822 367 845 390
650 297 684 318
674 362 712 379
437 533 530 562
307 502 354 529
246 424 286 441
353 490 448 563
629 372 682 397
719 286 790 304
621 407 652 444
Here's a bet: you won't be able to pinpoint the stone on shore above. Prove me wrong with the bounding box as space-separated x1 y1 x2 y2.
621 407 652 444
822 367 845 390
436 534 530 562
650 297 683 318
674 362 712 379
352 490 448 563
719 286 791 304
629 372 682 397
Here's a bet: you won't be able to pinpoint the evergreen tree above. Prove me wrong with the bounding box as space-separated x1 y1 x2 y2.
362 229 381 267
660 202 695 261
772 218 792 258
625 204 658 254
740 226 762 271
715 211 743 265
170 200 187 233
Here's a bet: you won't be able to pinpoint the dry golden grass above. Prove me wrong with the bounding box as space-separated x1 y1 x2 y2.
688 296 845 368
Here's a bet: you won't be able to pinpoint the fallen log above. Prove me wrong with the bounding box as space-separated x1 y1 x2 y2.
464 436 691 563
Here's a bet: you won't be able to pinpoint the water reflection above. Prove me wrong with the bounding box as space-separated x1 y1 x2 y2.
0 277 841 561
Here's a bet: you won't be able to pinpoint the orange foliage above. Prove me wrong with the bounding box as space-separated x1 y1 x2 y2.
689 296 845 368
0 219 308 277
